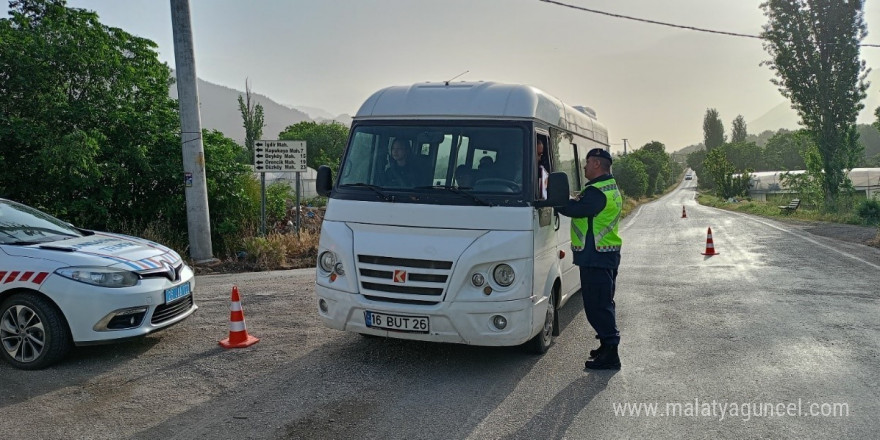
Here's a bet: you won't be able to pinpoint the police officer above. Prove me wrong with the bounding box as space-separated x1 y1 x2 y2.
556 148 622 370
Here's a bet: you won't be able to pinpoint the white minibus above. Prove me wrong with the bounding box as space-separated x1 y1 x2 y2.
315 81 610 353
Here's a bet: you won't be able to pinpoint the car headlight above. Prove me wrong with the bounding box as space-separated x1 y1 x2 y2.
55 267 140 288
319 251 337 273
493 264 515 287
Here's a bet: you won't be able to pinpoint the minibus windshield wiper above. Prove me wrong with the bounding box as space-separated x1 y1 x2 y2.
339 183 393 201
415 185 495 207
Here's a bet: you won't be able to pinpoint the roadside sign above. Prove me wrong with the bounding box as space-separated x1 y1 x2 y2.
254 140 307 172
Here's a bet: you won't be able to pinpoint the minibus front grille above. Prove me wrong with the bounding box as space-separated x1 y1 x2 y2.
363 295 439 305
362 282 443 296
357 254 452 304
358 255 452 270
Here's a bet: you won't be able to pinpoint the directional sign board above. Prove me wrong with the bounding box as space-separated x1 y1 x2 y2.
254 140 307 172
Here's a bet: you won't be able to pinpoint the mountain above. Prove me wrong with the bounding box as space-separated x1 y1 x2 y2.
169 77 351 145
748 101 801 134
294 105 337 121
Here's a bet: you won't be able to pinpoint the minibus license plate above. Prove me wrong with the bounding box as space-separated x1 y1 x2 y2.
164 282 191 304
364 311 429 333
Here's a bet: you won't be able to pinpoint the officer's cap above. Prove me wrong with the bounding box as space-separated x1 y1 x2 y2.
587 148 613 164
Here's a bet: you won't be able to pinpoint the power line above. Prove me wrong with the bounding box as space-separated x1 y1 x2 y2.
539 0 880 48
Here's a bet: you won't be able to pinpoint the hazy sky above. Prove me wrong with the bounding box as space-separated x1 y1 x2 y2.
5 0 880 153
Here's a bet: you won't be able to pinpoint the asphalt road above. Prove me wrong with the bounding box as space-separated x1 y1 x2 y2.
2 179 879 439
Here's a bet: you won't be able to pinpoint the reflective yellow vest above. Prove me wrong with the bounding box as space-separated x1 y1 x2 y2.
571 177 623 252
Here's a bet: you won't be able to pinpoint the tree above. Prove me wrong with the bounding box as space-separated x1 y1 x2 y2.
731 115 748 143
238 79 265 163
278 121 349 175
202 129 259 253
745 129 782 147
641 140 666 155
629 143 671 195
703 149 751 199
875 106 880 132
723 142 764 172
763 129 812 170
0 0 184 231
613 155 649 199
703 108 726 150
761 0 870 206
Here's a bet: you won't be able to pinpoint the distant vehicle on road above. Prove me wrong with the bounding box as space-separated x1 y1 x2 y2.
685 173 694 180
0 198 196 369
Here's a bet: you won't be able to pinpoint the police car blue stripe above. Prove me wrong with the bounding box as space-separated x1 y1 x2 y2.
105 256 142 270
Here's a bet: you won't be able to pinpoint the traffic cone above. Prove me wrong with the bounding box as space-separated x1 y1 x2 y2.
682 206 687 218
219 286 260 348
701 227 720 256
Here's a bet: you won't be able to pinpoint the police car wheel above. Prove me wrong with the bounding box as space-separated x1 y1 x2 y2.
0 293 72 370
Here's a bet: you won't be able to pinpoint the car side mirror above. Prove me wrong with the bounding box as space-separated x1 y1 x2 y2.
316 165 333 197
535 172 569 208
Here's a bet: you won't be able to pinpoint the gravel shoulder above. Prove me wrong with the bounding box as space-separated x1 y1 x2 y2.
771 218 880 248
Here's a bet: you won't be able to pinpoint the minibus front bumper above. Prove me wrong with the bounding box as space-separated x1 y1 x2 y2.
315 284 539 346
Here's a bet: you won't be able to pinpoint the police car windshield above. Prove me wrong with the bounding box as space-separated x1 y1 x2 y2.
0 200 83 245
337 124 525 198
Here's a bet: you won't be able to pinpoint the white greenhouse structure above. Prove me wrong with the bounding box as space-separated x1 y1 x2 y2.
746 168 880 201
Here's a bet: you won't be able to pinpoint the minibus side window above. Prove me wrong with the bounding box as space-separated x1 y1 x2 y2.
549 129 581 194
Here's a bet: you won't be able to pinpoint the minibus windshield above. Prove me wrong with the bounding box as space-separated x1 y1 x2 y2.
338 124 526 196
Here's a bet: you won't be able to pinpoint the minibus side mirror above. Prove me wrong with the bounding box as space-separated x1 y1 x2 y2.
535 172 569 208
316 165 333 196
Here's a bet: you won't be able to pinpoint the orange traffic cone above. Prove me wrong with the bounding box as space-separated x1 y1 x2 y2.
701 227 720 256
682 206 687 218
219 286 260 348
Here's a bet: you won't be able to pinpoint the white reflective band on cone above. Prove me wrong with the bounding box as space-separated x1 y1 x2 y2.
229 321 246 332
230 302 242 312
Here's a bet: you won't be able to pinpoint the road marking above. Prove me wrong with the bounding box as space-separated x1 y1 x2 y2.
728 210 880 270
621 205 644 232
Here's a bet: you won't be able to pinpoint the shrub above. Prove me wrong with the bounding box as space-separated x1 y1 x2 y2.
240 235 288 269
857 199 880 225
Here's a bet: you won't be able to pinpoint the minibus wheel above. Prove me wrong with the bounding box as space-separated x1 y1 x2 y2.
525 288 556 354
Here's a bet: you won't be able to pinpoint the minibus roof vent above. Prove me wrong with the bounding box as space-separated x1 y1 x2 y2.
573 106 597 118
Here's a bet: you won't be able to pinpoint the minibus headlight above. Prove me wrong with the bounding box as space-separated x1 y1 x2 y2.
492 315 508 330
493 264 515 287
319 251 337 273
471 273 485 287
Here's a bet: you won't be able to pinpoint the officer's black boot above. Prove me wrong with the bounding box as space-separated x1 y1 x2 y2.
588 344 605 358
584 344 620 370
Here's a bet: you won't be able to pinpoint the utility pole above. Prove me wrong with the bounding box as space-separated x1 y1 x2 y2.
622 138 628 155
170 0 214 262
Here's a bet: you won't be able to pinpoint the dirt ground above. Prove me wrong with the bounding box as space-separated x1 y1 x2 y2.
775 218 880 248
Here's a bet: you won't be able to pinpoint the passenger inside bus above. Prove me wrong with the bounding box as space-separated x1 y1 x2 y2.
383 138 421 187
536 137 550 199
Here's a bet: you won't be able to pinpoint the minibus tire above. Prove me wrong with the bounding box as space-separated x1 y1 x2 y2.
525 288 556 354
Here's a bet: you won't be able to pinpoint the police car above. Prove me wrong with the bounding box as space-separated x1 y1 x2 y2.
0 198 196 369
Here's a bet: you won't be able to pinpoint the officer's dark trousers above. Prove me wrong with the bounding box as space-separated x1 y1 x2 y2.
579 266 620 345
